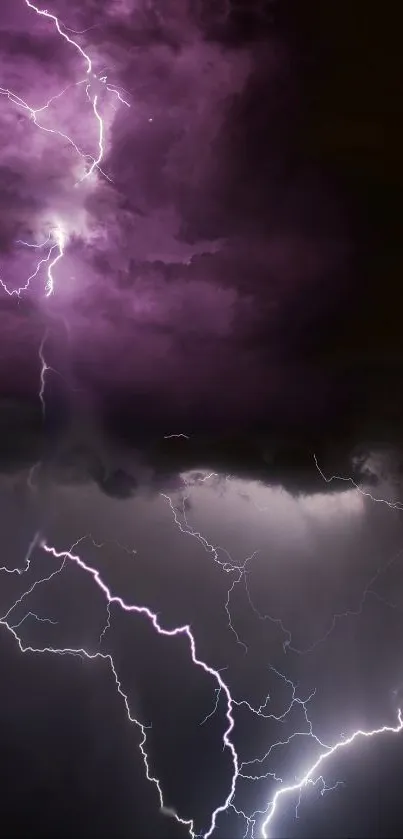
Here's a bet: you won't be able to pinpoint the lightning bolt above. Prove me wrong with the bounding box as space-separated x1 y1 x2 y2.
0 535 240 839
313 452 403 511
259 711 403 838
277 542 403 656
38 330 50 418
164 434 191 440
0 227 64 298
2 5 403 837
161 479 291 657
1 481 403 838
0 0 130 300
160 485 254 654
159 471 403 837
241 454 403 657
0 529 40 575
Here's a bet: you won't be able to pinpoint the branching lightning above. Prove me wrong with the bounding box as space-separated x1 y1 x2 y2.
0 0 129 299
260 711 403 838
0 535 239 839
2 468 401 837
1 3 403 838
158 471 403 836
313 453 403 511
2 511 403 838
0 226 65 298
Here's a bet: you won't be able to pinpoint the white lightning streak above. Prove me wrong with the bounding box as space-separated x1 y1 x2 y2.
314 453 403 510
0 530 40 576
260 710 403 837
1 508 402 839
0 228 64 297
21 538 240 839
2 8 403 834
24 1 92 71
38 331 50 418
1 0 130 301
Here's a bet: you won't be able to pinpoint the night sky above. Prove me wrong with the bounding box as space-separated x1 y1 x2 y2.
1 1 403 837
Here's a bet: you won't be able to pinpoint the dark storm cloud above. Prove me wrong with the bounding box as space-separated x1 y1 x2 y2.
65 32 350 432
1 383 402 515
0 0 351 381
0 0 402 502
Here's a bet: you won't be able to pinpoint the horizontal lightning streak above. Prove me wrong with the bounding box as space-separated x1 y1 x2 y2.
314 453 403 511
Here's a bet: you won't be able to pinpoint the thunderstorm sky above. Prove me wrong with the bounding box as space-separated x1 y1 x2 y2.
0 1 403 837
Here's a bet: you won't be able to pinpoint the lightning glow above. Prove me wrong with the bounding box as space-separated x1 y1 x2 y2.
0 0 130 300
260 711 403 838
